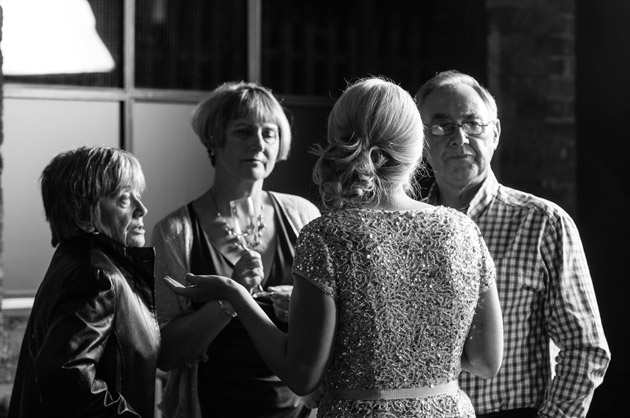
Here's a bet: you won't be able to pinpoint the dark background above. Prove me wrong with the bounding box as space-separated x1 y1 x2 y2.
576 1 630 415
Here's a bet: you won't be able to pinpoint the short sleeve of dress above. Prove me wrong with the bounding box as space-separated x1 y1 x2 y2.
475 224 496 294
292 221 336 299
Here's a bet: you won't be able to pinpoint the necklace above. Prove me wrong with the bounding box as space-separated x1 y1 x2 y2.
209 189 266 250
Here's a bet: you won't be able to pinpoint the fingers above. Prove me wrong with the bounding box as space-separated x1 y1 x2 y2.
267 285 293 295
163 275 186 289
183 273 232 291
270 292 290 303
185 273 208 287
239 248 262 262
232 251 264 292
269 288 291 317
244 274 262 289
162 275 199 298
184 273 199 286
271 292 290 315
164 274 231 301
274 305 290 323
248 267 264 279
234 252 263 273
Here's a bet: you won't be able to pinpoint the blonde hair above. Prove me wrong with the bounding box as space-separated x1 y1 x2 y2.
312 76 424 211
191 81 292 165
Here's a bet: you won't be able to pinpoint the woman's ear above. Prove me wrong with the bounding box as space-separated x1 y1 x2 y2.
76 206 98 233
75 219 95 233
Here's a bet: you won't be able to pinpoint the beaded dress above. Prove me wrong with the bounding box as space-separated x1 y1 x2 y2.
293 206 495 418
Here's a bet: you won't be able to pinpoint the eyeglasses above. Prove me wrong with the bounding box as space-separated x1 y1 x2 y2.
425 121 494 137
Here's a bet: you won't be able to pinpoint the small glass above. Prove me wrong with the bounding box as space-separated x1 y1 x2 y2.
229 196 265 296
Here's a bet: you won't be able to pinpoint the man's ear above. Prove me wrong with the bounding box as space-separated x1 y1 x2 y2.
492 119 501 150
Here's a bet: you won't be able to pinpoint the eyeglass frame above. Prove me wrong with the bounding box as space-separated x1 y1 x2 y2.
423 120 497 138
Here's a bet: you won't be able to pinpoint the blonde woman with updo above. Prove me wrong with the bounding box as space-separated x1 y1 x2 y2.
163 77 503 418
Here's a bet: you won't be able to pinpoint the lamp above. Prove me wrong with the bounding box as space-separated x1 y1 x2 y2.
1 0 115 75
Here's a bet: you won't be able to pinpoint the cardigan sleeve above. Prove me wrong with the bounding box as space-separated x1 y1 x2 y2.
151 206 195 328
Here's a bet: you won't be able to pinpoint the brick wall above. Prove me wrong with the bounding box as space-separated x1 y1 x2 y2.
487 0 577 216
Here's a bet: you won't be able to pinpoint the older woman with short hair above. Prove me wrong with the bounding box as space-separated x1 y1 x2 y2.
8 146 160 418
152 81 320 418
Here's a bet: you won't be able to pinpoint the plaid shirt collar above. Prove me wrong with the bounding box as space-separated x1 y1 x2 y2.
425 170 500 220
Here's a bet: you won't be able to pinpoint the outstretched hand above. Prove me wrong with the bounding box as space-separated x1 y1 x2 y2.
162 274 235 301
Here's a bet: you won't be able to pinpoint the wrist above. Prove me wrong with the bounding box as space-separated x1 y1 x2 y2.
218 300 237 318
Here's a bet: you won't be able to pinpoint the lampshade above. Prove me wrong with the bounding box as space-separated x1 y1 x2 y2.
1 0 115 75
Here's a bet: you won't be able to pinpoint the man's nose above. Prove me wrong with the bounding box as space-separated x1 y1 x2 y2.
450 126 470 146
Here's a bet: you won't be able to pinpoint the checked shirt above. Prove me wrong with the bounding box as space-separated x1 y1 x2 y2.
424 171 610 418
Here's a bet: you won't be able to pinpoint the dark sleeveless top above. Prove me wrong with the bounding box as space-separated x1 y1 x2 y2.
188 193 311 418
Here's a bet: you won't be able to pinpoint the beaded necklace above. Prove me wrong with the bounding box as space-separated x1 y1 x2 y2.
209 189 266 250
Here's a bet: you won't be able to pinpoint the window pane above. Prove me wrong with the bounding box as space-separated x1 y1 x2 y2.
2 98 120 293
135 0 248 90
261 0 487 96
132 102 213 245
2 0 123 87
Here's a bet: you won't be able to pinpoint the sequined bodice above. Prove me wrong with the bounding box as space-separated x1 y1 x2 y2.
293 206 494 417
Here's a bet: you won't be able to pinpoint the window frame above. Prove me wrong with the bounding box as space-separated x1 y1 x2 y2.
2 0 269 151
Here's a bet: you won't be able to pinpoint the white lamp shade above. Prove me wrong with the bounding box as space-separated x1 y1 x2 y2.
1 0 116 75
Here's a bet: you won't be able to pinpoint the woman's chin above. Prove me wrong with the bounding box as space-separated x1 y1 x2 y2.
126 234 146 248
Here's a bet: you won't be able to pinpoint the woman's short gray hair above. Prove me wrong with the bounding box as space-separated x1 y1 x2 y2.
40 146 145 247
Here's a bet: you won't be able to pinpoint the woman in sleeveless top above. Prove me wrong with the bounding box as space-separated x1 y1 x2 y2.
152 82 320 418
163 77 503 417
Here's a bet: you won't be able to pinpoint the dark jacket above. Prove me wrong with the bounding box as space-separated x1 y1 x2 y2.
8 233 161 418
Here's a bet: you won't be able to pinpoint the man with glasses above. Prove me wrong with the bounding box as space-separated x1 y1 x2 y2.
415 70 610 418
